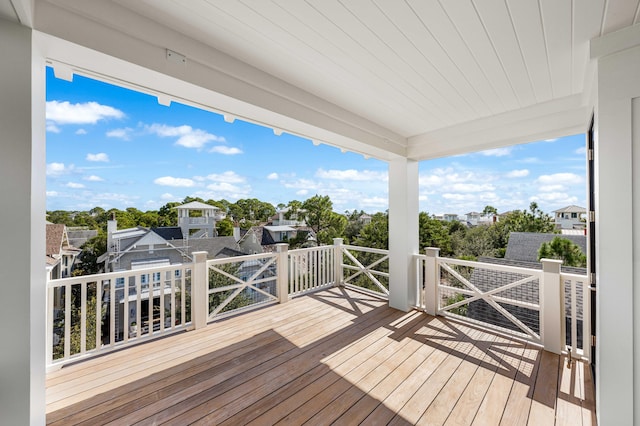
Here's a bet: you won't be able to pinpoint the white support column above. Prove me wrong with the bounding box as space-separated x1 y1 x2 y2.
276 243 289 303
388 158 419 312
541 259 563 355
191 251 208 330
593 41 640 425
333 238 344 287
0 19 46 424
424 248 440 316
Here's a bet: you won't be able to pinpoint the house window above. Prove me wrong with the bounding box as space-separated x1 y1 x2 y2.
115 277 125 288
571 212 578 218
153 272 161 282
140 274 149 285
175 269 182 278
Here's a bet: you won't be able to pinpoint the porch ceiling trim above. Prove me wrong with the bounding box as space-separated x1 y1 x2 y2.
407 95 592 161
34 0 407 161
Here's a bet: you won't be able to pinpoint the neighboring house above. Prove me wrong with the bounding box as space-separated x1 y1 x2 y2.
359 214 372 225
553 205 586 230
46 223 81 279
99 225 243 271
66 227 98 248
270 207 307 226
176 201 226 238
504 232 586 263
465 212 482 226
443 213 459 222
238 225 316 254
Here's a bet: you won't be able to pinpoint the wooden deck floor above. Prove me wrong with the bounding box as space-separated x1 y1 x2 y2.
46 287 596 425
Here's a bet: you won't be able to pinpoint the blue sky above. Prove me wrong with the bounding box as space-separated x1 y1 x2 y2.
45 67 586 216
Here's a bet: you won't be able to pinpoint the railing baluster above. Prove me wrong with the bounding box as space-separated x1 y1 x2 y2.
63 283 71 359
80 282 87 354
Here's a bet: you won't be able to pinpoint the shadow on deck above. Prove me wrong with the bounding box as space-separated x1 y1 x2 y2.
46 287 596 425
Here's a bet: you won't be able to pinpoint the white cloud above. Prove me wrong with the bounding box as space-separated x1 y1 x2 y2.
206 171 245 183
46 162 74 176
544 138 559 143
65 182 85 189
296 189 309 196
106 127 133 140
361 196 388 207
315 168 387 181
46 191 59 197
154 176 196 187
206 182 246 193
536 173 583 185
146 123 226 149
46 101 124 124
84 175 104 182
161 193 176 200
506 169 529 178
46 123 61 133
530 192 578 203
575 146 587 155
267 172 279 180
449 183 495 192
209 146 243 155
480 147 512 157
86 153 110 162
539 184 564 192
75 129 87 135
519 157 539 164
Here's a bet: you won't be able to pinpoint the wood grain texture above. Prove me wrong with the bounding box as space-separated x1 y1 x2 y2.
46 288 596 425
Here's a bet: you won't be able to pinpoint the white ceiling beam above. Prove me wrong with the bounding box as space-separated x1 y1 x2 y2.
34 0 406 160
591 22 640 59
10 0 32 27
407 94 591 160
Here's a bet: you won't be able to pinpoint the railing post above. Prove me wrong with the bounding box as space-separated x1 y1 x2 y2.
541 258 563 354
276 243 289 303
333 238 344 287
424 248 440 316
192 251 208 330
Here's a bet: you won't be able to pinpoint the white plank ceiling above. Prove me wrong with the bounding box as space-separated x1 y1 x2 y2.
108 0 639 138
4 0 640 158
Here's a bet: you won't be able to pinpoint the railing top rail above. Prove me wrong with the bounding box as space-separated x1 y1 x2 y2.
559 272 589 281
47 263 190 288
207 251 276 265
342 244 389 255
438 257 543 277
289 245 334 255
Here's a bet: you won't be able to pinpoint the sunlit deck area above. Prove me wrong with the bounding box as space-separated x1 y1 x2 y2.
46 287 595 425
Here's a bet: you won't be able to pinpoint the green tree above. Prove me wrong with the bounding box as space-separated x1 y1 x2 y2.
537 237 587 267
502 202 556 234
317 212 347 245
482 205 498 217
419 212 453 256
302 195 335 243
216 218 234 236
75 230 107 275
353 213 388 249
158 202 180 227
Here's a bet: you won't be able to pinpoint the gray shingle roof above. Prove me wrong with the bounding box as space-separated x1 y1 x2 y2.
505 232 586 263
173 236 242 260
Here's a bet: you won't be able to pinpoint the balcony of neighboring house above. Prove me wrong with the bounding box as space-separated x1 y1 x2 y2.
45 241 595 425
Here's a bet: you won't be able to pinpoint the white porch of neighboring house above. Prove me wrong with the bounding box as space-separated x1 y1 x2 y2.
1 1 640 424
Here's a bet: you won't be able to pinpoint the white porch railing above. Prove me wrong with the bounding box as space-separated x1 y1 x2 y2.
339 240 389 297
47 241 588 368
47 263 192 369
417 247 590 359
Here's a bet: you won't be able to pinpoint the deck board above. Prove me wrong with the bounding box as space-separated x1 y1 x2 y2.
46 287 596 425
